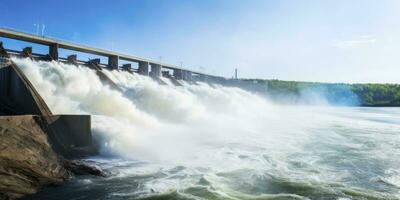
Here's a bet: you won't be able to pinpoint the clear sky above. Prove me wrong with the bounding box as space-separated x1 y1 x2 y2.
1 0 400 83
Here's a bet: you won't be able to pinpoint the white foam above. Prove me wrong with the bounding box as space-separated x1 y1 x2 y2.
12 58 400 197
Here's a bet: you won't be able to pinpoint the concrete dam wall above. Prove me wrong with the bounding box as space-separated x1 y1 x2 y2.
0 28 233 199
0 60 52 116
0 28 229 159
0 45 93 158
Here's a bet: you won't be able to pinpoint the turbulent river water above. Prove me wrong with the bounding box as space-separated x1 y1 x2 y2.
14 58 400 200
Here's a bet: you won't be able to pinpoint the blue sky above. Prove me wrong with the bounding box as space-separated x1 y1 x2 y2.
1 0 400 83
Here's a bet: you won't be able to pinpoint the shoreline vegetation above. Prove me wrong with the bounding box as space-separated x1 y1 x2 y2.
239 79 400 107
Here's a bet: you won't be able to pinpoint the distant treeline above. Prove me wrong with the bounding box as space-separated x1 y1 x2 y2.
237 79 400 106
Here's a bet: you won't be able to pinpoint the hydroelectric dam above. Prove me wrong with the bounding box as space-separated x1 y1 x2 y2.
0 27 226 158
1 28 400 200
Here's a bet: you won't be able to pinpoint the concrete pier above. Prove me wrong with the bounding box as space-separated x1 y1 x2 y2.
108 55 118 70
138 61 149 75
183 71 192 81
49 43 58 60
199 74 206 81
67 54 77 65
89 58 100 65
150 63 161 77
22 47 32 58
88 58 103 71
162 71 170 77
173 69 183 79
122 64 131 71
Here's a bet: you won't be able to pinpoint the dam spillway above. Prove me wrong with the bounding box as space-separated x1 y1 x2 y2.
6 56 400 200
0 28 226 158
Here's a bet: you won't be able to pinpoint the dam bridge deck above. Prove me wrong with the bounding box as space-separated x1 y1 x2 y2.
0 27 225 82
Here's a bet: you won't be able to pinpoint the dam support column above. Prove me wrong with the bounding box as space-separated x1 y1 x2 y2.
188 71 192 81
173 69 183 79
108 55 119 70
150 63 161 77
49 43 58 61
122 64 131 72
183 71 192 81
22 47 32 58
199 74 206 82
182 71 187 80
138 61 149 76
67 55 77 65
88 58 101 70
89 58 100 65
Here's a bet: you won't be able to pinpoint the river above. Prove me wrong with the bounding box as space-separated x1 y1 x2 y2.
15 58 400 200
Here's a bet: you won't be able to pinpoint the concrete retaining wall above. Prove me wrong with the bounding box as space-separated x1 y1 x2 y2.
0 65 49 115
0 60 95 158
43 115 94 158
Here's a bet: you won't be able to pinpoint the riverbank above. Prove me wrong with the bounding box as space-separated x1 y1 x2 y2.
235 79 400 106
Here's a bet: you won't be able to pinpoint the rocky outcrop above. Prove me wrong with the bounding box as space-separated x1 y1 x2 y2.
0 115 68 200
63 160 106 177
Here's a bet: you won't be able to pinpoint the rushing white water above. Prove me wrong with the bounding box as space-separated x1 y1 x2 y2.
13 58 400 199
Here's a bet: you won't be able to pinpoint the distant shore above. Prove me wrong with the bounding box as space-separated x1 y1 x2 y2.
232 79 400 107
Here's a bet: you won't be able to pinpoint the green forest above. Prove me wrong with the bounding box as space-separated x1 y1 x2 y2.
239 79 400 106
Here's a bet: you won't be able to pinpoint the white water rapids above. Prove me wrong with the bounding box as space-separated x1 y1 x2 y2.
13 58 400 199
